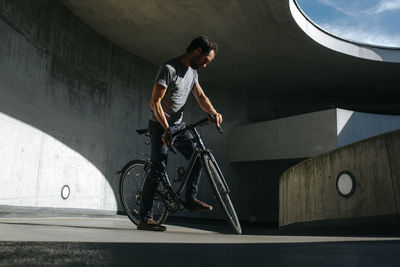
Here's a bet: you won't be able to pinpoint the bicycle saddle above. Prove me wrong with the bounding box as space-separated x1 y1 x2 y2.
136 128 149 136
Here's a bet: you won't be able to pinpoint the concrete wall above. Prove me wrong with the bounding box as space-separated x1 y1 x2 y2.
0 0 156 213
0 0 283 222
230 107 400 224
229 109 337 161
230 108 400 162
279 129 400 227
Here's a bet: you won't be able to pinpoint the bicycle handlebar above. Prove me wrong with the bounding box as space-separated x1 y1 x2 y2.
167 115 223 153
172 115 223 137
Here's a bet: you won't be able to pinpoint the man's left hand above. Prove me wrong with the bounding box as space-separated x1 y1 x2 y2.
210 112 223 126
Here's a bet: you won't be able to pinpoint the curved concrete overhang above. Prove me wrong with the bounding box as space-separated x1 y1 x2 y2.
60 0 400 113
290 0 400 63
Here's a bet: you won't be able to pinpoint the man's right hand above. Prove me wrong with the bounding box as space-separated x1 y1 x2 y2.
162 128 173 147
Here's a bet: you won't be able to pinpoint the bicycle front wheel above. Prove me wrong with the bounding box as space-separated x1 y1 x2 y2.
202 153 242 235
119 160 168 226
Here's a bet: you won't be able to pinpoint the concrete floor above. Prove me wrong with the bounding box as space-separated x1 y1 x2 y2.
1 215 400 267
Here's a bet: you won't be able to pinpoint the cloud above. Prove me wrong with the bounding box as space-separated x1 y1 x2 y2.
317 0 359 16
317 0 400 15
310 0 400 47
368 0 400 14
320 21 400 47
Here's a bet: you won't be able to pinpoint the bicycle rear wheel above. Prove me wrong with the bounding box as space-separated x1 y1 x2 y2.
202 153 242 235
119 160 168 225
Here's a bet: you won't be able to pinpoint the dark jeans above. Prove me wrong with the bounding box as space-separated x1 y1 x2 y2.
139 120 202 220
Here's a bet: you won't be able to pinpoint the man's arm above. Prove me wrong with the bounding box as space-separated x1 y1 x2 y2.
192 83 223 126
150 83 172 145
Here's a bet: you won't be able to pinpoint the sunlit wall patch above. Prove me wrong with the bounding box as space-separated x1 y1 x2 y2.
336 171 356 198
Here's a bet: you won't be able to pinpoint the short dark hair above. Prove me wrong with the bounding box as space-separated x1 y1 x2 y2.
186 36 218 54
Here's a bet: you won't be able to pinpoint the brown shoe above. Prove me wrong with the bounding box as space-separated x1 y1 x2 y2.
137 218 166 232
184 198 213 212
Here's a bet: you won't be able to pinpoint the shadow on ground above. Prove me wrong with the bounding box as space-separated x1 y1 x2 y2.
166 216 400 237
1 240 400 267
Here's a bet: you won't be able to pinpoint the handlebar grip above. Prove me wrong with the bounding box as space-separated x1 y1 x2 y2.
216 125 224 134
209 114 223 134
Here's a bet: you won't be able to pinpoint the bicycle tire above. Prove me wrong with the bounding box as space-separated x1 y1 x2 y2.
202 153 242 235
119 160 168 225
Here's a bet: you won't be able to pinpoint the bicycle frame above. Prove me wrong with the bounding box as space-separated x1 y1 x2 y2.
134 116 229 211
159 126 205 202
120 115 241 234
162 124 230 201
175 150 200 195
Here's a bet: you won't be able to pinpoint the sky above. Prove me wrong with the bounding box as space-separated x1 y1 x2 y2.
296 0 400 48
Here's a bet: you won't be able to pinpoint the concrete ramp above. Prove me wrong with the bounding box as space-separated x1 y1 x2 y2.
279 129 400 227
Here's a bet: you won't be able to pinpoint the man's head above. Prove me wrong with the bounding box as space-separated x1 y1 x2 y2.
186 36 218 69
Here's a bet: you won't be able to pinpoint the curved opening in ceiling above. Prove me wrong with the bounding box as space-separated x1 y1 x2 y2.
289 0 400 63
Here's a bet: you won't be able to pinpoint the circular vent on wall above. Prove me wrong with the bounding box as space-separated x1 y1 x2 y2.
336 171 356 198
61 185 70 200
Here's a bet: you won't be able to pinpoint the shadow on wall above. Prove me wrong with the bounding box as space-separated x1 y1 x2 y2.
0 0 156 212
228 158 305 223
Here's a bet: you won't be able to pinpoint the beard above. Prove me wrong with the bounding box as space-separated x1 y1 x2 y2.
189 55 201 69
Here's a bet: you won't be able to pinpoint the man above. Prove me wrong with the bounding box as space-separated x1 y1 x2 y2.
138 36 223 231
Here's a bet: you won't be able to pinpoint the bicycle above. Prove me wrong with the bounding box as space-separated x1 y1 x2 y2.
118 115 242 235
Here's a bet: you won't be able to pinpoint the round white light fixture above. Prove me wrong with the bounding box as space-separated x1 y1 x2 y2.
61 185 70 200
336 171 356 198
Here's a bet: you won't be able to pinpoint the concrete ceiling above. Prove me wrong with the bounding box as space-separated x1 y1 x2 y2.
60 0 400 113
